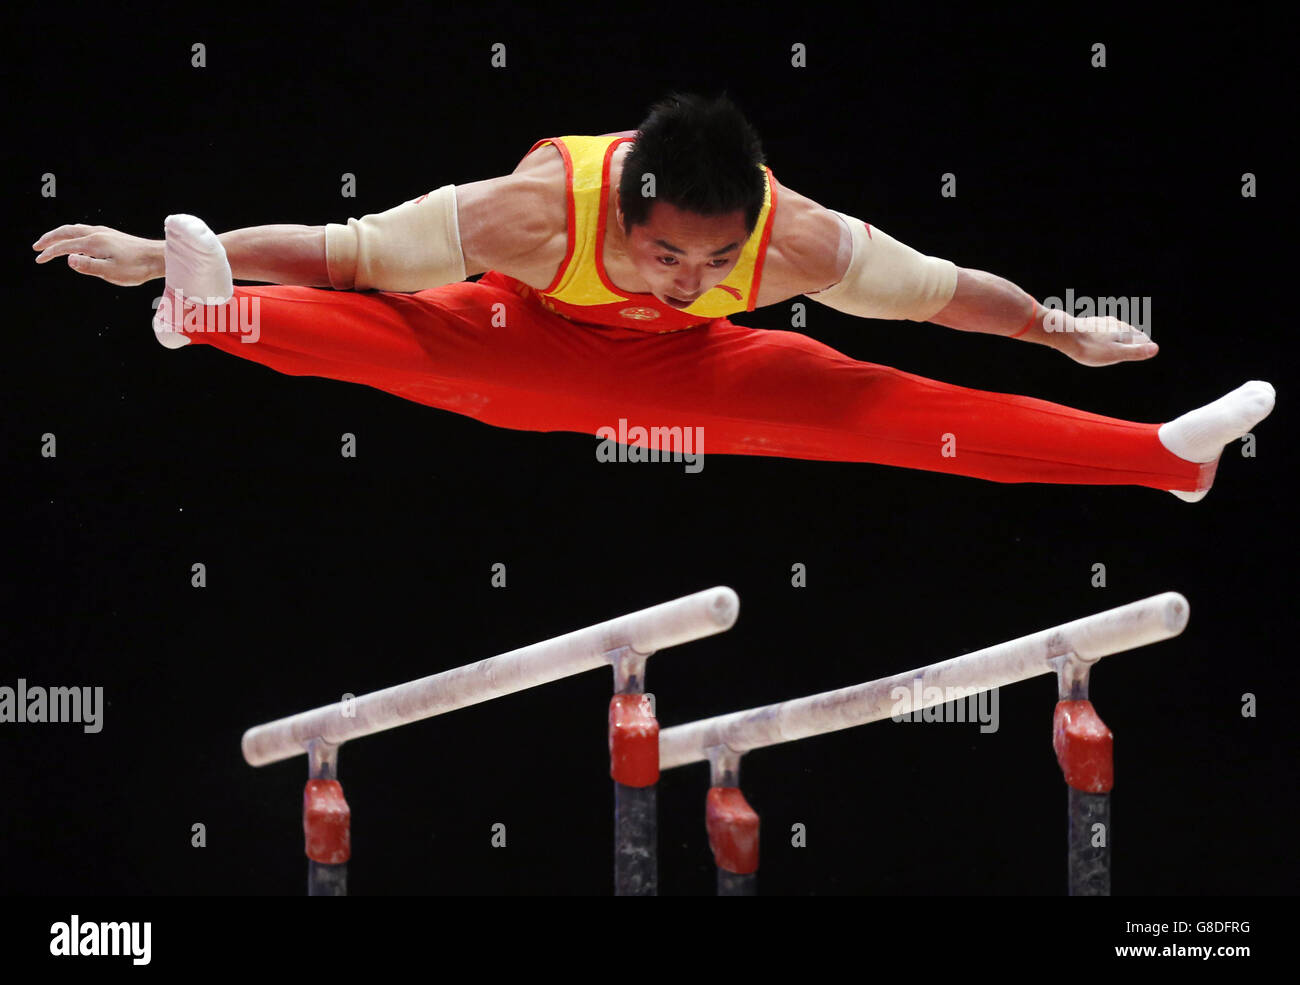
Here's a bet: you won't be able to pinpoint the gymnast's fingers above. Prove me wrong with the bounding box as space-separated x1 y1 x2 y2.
32 224 102 252
34 234 105 264
64 253 109 277
1112 339 1158 361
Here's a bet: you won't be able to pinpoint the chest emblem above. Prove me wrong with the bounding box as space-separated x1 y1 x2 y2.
619 306 661 321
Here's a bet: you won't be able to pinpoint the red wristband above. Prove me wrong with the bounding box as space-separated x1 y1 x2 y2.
1008 299 1038 339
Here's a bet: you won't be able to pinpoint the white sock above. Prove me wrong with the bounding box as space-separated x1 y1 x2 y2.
1159 381 1275 501
152 214 234 349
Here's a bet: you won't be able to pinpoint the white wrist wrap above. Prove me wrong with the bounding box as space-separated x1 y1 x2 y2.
806 211 958 321
325 183 466 292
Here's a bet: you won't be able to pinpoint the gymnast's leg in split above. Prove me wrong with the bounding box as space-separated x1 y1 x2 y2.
147 215 1273 499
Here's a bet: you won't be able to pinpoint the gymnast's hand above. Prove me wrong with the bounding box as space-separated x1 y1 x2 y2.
32 225 163 286
1052 313 1158 367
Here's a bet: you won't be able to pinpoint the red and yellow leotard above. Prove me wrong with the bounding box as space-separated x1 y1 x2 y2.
167 132 1215 495
486 131 779 334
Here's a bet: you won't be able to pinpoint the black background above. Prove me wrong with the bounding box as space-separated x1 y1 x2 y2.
4 1 1295 913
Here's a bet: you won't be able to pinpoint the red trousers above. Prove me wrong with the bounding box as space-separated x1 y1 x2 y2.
166 270 1212 491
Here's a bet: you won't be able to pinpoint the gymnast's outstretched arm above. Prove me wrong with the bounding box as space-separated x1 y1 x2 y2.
33 221 330 287
796 201 1158 368
33 171 550 293
927 267 1160 368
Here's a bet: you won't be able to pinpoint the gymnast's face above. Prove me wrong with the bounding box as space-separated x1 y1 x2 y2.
617 201 749 309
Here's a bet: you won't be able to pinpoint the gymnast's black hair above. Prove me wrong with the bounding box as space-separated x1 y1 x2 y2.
618 90 767 237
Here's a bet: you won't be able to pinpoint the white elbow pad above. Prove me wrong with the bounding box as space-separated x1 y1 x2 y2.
325 183 467 292
805 211 957 321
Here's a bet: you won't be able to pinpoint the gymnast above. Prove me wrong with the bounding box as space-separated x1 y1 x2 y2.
32 91 1273 499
